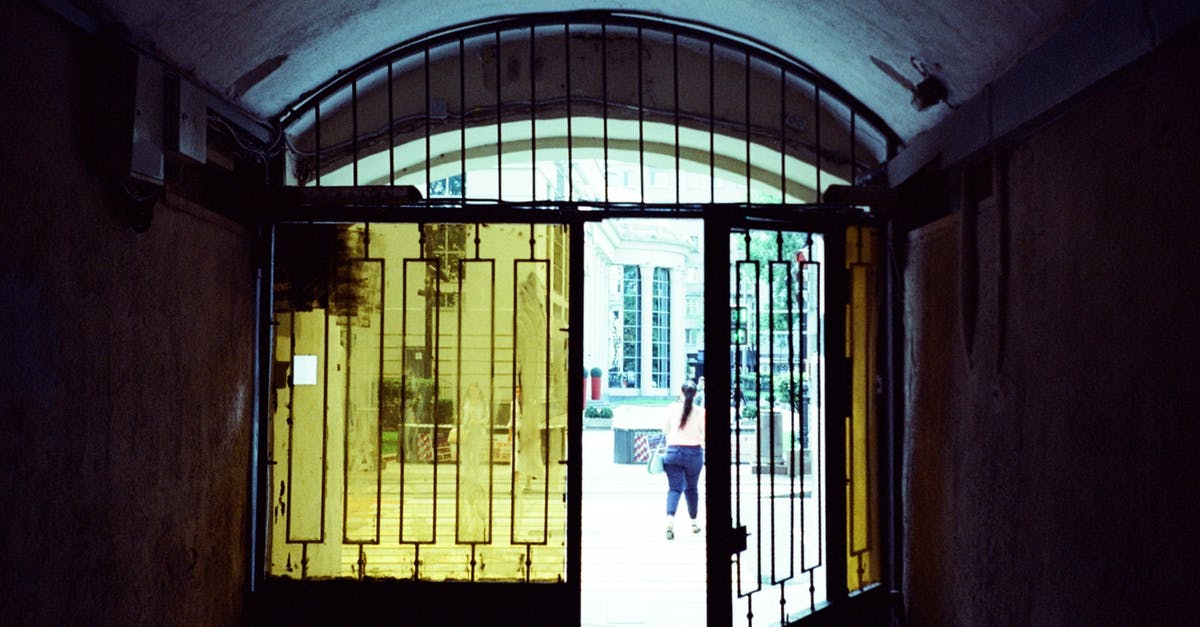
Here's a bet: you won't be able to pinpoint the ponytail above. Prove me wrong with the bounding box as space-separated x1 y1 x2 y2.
679 381 697 428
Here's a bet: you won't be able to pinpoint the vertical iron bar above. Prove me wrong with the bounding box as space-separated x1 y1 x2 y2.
861 231 875 590
431 254 441 540
602 22 609 205
780 67 786 202
456 257 464 546
531 26 537 202
320 308 330 543
751 243 763 596
541 235 551 541
497 29 503 202
314 100 321 186
565 24 574 202
846 239 858 585
285 314 295 541
506 264 522 545
812 235 824 571
388 63 395 187
801 242 819 613
814 84 821 202
851 109 857 187
357 542 365 580
769 233 784 587
352 80 358 187
376 256 385 546
745 52 751 204
800 235 813 589
673 32 680 206
460 38 466 199
342 287 354 543
709 40 715 203
784 235 798 583
768 250 778 587
486 252 496 544
425 47 431 198
637 26 645 204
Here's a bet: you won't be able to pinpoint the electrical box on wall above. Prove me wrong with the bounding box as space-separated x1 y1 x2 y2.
164 74 207 164
92 32 164 184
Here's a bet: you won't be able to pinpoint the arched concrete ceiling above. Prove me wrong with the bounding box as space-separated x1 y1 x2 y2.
78 0 1091 144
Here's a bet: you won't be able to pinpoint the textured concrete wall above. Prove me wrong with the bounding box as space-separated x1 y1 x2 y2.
903 28 1200 626
0 3 255 624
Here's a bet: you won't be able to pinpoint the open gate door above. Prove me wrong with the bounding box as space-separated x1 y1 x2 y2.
706 217 883 626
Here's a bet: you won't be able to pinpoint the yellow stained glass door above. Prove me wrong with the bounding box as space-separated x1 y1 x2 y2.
266 222 572 586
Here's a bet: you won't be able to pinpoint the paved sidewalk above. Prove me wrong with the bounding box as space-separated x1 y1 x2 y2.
581 426 708 627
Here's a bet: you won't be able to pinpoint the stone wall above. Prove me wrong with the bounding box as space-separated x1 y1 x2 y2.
0 2 256 624
903 26 1200 626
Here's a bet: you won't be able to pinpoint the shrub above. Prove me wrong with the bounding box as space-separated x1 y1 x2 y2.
584 406 613 419
381 377 403 428
380 376 454 426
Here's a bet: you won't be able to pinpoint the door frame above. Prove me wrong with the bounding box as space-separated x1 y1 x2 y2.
703 205 887 626
249 194 890 626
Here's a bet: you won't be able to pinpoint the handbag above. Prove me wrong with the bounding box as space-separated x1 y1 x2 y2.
647 446 667 474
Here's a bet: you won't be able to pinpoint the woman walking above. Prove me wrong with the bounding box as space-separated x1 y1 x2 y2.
662 381 706 539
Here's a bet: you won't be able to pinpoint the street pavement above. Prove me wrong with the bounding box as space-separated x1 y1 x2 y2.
582 426 708 627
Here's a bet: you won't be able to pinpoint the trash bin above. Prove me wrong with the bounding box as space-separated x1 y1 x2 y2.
613 428 663 464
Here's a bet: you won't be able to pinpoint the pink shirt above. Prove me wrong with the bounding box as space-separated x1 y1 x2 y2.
663 402 706 446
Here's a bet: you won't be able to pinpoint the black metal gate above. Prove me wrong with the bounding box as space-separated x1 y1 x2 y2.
254 11 894 626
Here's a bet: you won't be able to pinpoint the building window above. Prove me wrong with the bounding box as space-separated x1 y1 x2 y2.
651 268 670 388
621 266 641 386
428 173 464 198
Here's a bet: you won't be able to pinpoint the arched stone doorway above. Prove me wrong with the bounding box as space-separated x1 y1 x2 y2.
256 12 892 626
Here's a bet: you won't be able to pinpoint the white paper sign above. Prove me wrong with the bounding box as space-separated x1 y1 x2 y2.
293 355 318 385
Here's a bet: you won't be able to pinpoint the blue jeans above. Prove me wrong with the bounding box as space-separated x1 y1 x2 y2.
663 445 704 518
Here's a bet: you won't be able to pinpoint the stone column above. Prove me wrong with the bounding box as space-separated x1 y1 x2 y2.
670 264 687 395
641 262 654 393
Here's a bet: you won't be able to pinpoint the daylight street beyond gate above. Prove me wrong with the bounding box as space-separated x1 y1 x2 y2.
582 425 708 627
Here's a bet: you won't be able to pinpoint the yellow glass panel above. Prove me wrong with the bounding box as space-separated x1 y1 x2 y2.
267 222 569 582
845 225 880 591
